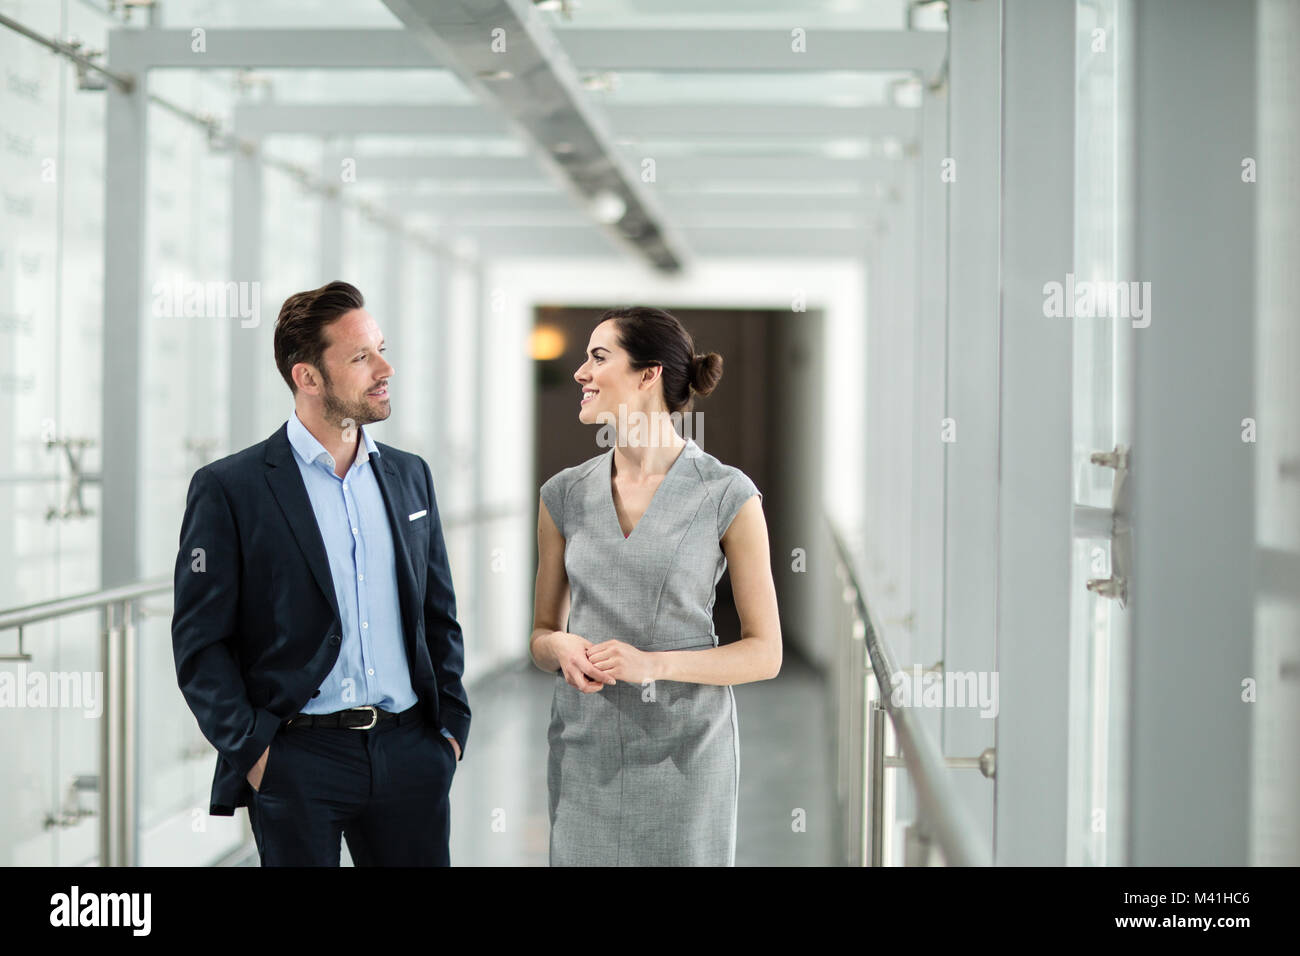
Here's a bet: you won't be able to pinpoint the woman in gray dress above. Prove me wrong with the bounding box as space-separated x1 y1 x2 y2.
530 306 782 866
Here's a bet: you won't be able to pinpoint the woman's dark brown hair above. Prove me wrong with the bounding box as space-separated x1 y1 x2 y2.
598 306 722 414
273 280 366 393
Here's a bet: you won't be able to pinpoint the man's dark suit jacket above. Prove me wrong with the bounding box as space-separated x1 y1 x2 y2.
171 422 471 815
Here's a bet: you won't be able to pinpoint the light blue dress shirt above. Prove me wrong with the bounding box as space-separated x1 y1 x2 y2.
286 411 420 716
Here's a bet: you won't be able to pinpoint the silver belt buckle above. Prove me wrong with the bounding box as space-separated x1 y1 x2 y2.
350 706 379 730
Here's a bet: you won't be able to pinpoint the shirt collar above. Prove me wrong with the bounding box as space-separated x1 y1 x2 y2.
287 410 381 471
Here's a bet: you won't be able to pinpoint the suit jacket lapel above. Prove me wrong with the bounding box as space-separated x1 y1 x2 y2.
370 450 419 655
263 423 342 625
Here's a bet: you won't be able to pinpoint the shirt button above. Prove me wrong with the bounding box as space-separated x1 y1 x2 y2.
352 528 358 534
343 483 348 490
361 621 368 629
328 635 340 646
358 573 364 581
367 669 375 676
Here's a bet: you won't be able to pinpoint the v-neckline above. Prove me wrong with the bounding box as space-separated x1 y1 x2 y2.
606 439 694 543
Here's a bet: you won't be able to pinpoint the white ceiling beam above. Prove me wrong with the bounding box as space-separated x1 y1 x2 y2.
603 103 918 138
346 155 537 180
108 28 435 69
461 227 868 259
395 192 885 216
234 103 506 136
235 102 918 138
554 27 947 75
437 210 868 229
620 155 908 183
108 27 945 76
341 154 906 183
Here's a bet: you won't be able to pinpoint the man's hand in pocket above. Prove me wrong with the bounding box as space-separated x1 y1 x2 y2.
246 745 270 791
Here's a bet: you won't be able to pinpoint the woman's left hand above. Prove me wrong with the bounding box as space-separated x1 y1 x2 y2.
586 640 657 684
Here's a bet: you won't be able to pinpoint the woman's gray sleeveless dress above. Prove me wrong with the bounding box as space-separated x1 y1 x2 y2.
539 438 762 866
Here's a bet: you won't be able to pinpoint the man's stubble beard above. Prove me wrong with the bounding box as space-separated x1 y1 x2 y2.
320 369 390 430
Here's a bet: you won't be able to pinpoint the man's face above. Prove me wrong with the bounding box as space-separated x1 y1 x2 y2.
313 308 393 428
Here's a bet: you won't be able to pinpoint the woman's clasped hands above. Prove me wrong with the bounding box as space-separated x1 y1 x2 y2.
549 632 657 692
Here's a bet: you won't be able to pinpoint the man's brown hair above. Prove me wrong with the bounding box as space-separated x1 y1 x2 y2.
273 281 365 393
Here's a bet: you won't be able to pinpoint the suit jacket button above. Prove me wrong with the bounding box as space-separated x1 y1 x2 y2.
328 634 341 646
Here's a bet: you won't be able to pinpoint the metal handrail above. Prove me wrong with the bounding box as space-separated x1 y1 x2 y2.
0 578 170 631
825 519 993 867
0 11 134 91
0 577 171 867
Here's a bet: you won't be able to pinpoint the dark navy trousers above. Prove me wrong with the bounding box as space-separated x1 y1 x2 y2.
247 708 457 866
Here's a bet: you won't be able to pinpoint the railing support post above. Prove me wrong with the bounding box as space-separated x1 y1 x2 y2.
99 604 121 866
121 599 138 866
869 697 886 866
904 820 934 866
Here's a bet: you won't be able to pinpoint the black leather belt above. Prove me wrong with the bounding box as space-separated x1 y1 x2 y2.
284 704 420 730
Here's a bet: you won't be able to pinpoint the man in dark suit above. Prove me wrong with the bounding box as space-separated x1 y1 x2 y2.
171 280 470 866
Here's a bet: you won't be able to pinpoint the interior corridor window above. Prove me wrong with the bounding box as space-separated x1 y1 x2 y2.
1066 0 1136 867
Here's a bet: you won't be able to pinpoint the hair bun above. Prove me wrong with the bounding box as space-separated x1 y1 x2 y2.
690 351 723 397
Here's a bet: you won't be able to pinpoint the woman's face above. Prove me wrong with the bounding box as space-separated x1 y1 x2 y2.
574 319 654 425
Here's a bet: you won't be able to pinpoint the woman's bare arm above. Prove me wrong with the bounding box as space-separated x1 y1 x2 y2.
530 495 612 691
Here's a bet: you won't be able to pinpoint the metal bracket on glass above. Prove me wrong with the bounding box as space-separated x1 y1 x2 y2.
180 739 214 760
1 625 33 662
884 746 996 779
185 436 219 470
43 774 99 829
108 0 159 25
1089 445 1129 473
949 747 997 779
45 436 98 522
67 40 108 91
1084 444 1132 608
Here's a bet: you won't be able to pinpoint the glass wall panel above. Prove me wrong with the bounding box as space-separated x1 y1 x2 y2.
1 0 112 867
1066 0 1135 866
